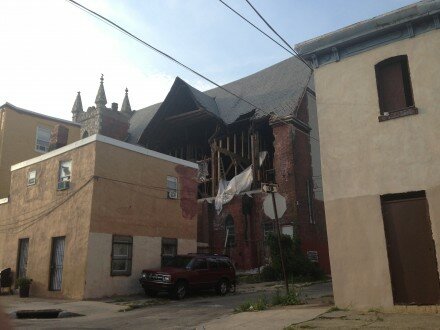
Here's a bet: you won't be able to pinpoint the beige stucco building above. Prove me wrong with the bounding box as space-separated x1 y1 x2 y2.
296 1 440 308
0 103 80 198
0 134 198 299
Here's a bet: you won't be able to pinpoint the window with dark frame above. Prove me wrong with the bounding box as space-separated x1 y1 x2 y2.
375 55 416 120
225 215 235 247
111 235 133 276
161 237 177 266
307 179 315 224
35 126 51 153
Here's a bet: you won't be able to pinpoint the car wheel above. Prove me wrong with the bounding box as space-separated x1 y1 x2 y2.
174 281 187 300
144 288 158 297
216 279 229 295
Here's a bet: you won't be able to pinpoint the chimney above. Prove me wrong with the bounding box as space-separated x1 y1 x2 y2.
111 102 118 111
49 125 69 151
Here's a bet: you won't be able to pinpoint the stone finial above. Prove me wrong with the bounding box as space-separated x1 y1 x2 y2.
95 74 107 110
120 87 132 113
72 91 83 122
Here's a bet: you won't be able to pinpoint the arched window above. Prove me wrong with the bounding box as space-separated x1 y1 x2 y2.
225 215 235 247
375 55 414 115
82 131 89 138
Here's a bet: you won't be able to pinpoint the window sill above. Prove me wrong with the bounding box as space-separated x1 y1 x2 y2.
378 106 418 122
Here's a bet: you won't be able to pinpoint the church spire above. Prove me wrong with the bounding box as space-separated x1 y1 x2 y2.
95 74 107 110
121 87 132 114
72 91 83 122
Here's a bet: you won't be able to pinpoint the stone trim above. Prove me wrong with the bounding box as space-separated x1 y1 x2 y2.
378 106 418 122
297 9 440 68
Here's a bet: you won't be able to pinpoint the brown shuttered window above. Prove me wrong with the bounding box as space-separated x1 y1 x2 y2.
375 55 414 114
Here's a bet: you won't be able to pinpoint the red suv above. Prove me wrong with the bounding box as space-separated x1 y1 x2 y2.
139 254 236 299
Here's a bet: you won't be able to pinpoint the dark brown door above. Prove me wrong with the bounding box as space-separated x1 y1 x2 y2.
381 193 440 305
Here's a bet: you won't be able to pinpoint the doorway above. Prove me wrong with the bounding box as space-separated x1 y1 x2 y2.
17 238 29 278
381 191 440 305
49 237 65 291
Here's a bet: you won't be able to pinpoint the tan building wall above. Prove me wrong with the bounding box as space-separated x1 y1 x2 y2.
83 141 198 298
314 29 440 308
0 135 198 299
0 142 96 299
0 105 80 198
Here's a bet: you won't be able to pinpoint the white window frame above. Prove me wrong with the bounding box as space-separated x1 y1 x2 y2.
166 176 178 199
35 126 51 153
27 170 36 186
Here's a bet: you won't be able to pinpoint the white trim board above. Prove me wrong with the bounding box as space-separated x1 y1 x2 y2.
11 134 198 171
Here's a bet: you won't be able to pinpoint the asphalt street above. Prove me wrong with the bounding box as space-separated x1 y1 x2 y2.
10 282 333 329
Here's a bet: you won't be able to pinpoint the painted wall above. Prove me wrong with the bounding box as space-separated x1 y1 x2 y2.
314 29 440 308
0 106 80 198
83 141 198 298
0 143 95 299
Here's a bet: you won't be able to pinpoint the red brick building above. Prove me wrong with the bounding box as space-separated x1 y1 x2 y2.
72 57 330 274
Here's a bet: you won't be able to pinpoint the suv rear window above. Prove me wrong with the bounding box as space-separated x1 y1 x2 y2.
218 259 232 269
164 256 193 268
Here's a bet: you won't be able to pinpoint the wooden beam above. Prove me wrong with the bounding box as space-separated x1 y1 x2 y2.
216 147 251 167
164 109 205 122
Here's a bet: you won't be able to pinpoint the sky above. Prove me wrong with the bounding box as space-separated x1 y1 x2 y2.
0 0 417 120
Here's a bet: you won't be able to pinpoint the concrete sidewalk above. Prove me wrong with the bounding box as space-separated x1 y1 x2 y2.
197 304 329 330
0 294 121 317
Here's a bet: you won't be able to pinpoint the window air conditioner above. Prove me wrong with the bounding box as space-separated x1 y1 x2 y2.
168 191 178 199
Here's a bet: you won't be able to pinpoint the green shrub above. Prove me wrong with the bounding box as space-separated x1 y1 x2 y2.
16 277 32 288
266 233 325 281
261 265 279 281
272 289 301 306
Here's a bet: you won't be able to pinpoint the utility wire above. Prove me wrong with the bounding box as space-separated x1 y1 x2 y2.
0 177 94 233
217 0 295 56
244 0 313 71
66 0 319 143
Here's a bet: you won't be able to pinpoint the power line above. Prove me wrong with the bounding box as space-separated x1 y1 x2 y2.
0 177 95 233
66 0 319 143
217 0 295 56
244 0 313 71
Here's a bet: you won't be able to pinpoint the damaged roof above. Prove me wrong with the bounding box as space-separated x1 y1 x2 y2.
128 56 311 144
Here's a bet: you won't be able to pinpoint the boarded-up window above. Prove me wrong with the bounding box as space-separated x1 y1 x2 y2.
375 55 414 114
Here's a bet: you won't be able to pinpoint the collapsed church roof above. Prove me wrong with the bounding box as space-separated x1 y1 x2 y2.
127 56 311 144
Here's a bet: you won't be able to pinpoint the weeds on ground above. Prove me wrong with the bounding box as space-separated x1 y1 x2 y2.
326 306 349 313
234 295 269 312
235 289 302 313
272 289 302 306
367 307 382 313
118 299 168 312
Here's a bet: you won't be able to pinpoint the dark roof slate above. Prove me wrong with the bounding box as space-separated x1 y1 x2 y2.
127 102 161 144
205 56 311 124
128 56 311 144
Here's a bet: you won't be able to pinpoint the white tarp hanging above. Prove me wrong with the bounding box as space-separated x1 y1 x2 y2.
215 151 268 214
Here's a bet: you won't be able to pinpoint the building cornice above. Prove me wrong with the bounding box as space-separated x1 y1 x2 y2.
1 102 81 127
295 3 440 68
11 134 198 171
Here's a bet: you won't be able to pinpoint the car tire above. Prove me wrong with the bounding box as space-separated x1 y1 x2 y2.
144 288 158 297
173 281 187 300
216 279 229 295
